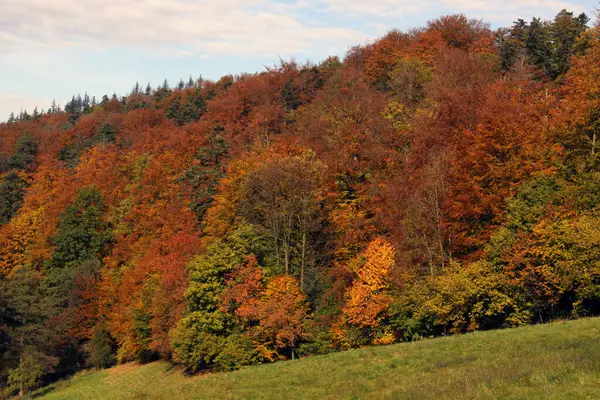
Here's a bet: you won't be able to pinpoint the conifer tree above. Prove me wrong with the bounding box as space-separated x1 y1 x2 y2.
0 172 27 225
43 186 111 308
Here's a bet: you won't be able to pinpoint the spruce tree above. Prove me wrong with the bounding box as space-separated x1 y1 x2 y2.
0 172 27 225
9 131 37 170
43 186 111 308
186 75 195 89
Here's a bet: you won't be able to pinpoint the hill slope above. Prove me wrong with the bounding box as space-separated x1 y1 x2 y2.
3 11 600 395
36 318 600 399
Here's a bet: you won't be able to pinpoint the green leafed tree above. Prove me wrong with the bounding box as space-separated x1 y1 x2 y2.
0 266 58 398
171 223 267 371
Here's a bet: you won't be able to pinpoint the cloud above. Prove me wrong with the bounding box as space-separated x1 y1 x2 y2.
440 0 587 23
0 93 53 121
0 0 367 57
318 0 435 18
1 0 590 58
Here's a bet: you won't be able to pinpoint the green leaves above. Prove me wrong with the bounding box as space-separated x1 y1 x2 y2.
46 186 110 271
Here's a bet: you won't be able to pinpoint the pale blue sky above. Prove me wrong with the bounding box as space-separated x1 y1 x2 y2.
1 0 597 120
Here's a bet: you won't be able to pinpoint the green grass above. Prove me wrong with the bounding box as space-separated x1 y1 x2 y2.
35 318 600 399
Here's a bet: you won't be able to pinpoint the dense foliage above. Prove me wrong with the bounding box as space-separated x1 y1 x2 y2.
1 10 599 396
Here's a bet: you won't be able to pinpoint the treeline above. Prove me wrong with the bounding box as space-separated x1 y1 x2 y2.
1 10 600 397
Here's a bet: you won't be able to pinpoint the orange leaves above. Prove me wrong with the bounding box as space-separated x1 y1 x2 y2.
258 276 308 350
222 256 308 354
356 237 395 287
426 14 491 51
446 80 552 252
343 237 395 329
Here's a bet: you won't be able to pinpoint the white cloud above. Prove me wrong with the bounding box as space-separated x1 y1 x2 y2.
0 0 590 58
0 93 53 121
318 0 435 18
0 0 367 57
441 0 587 23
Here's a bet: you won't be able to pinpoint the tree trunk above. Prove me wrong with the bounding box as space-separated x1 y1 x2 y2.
300 230 306 291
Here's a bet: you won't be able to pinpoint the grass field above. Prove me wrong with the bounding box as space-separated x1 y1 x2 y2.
34 318 600 399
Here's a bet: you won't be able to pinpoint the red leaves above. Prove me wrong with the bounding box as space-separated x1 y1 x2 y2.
222 256 308 353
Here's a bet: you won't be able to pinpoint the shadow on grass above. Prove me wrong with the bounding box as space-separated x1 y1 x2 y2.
32 384 57 398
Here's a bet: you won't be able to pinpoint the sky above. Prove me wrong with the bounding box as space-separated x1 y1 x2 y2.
0 0 598 120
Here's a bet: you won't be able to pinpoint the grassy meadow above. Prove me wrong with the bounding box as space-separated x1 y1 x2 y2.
35 318 600 399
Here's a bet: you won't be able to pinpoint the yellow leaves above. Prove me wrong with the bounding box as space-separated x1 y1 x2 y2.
512 213 600 309
343 237 395 330
263 276 301 300
0 208 42 277
419 260 529 334
373 329 396 346
255 344 278 363
383 101 412 131
357 237 395 290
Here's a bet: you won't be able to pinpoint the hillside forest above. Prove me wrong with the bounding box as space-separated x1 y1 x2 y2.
1 10 600 397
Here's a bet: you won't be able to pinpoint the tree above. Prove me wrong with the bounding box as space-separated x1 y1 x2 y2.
253 276 308 359
222 257 309 360
186 76 195 89
0 209 41 278
42 186 111 368
9 132 37 171
240 152 325 284
44 186 110 301
419 261 530 334
342 238 395 334
0 172 28 226
550 10 589 78
0 266 58 398
88 321 115 369
182 132 228 224
171 224 267 371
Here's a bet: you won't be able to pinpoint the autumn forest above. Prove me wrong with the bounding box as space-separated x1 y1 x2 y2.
1 10 600 397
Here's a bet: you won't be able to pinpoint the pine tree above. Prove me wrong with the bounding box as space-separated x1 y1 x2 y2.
0 172 28 225
9 131 37 170
83 93 91 113
186 75 195 89
43 186 111 308
75 94 83 112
